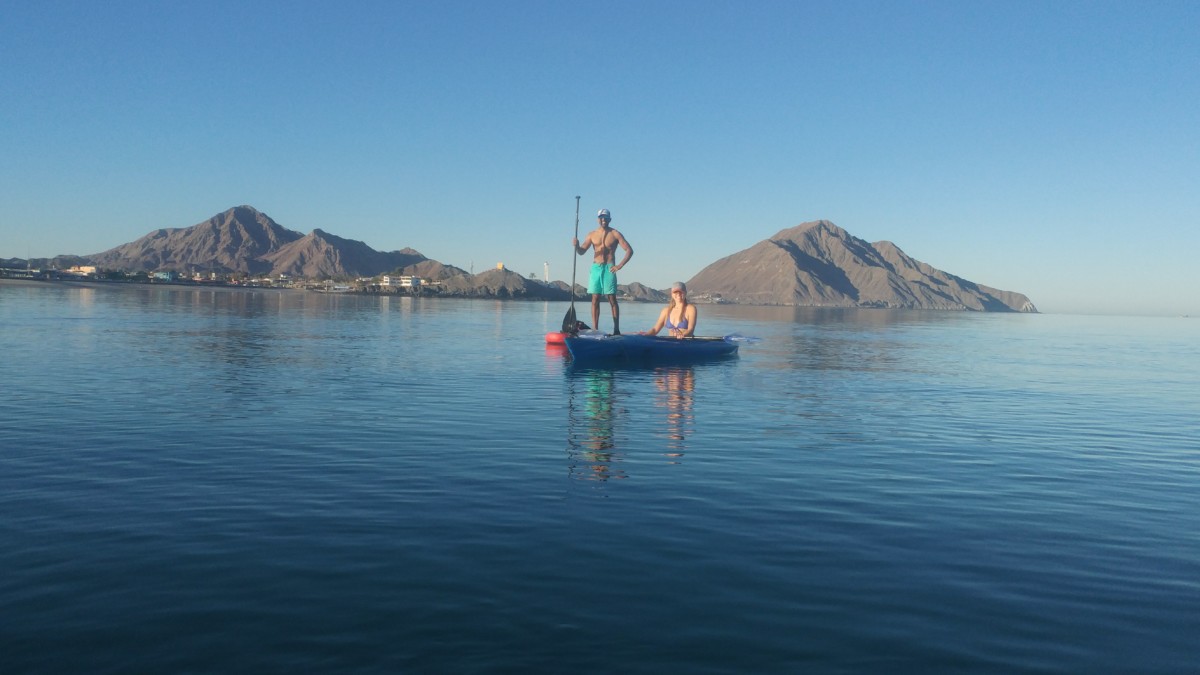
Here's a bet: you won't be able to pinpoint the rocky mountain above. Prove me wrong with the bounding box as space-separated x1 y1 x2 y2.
3 255 92 270
542 280 662 302
622 281 668 303
87 206 297 275
392 261 572 299
396 259 469 281
438 267 567 299
260 228 424 279
8 208 1034 311
85 206 425 278
687 220 1036 312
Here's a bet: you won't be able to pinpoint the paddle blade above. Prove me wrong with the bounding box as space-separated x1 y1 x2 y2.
562 306 577 333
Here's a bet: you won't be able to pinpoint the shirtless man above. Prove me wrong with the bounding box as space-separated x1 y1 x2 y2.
573 208 634 335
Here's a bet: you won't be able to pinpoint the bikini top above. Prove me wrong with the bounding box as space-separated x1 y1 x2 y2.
666 314 689 330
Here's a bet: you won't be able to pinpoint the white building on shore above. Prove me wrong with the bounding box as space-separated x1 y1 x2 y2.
381 275 422 289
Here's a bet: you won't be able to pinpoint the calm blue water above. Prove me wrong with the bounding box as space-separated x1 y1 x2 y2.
2 281 1198 673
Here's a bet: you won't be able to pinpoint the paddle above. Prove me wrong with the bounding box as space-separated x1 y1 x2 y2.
562 195 581 333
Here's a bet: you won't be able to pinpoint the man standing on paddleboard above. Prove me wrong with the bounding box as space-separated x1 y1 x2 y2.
573 208 634 335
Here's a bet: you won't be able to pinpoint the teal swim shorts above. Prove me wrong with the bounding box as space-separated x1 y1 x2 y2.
588 263 617 295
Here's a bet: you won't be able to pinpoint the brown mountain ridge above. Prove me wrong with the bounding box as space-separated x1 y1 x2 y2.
86 206 426 278
687 220 1035 312
10 208 1034 311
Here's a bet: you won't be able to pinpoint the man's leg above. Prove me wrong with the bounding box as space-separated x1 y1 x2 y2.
591 294 601 332
609 295 620 335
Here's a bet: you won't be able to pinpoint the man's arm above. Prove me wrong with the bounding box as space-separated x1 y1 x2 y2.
613 231 633 271
573 231 594 255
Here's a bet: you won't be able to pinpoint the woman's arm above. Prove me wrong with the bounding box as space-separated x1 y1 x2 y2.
679 305 698 338
643 307 669 335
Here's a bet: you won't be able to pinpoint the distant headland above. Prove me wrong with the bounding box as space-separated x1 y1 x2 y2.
1 206 1035 311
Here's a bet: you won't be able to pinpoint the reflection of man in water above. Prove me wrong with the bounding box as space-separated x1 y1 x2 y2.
584 371 613 443
567 370 626 481
655 367 695 459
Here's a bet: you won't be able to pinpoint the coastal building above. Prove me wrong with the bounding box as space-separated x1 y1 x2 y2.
65 265 98 277
381 275 422 289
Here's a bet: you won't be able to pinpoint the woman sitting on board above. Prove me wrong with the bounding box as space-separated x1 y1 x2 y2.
644 282 698 339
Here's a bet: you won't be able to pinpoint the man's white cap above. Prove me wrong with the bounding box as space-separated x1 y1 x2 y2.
597 209 610 218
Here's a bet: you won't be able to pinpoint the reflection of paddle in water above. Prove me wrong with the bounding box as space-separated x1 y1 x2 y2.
565 369 626 481
654 366 695 460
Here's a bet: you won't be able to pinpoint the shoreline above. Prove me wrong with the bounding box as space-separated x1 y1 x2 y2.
0 277 578 302
1 277 301 293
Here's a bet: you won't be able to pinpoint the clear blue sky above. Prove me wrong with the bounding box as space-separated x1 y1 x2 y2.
2 0 1196 315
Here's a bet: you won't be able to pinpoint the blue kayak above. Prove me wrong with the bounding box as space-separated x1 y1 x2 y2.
565 333 739 362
